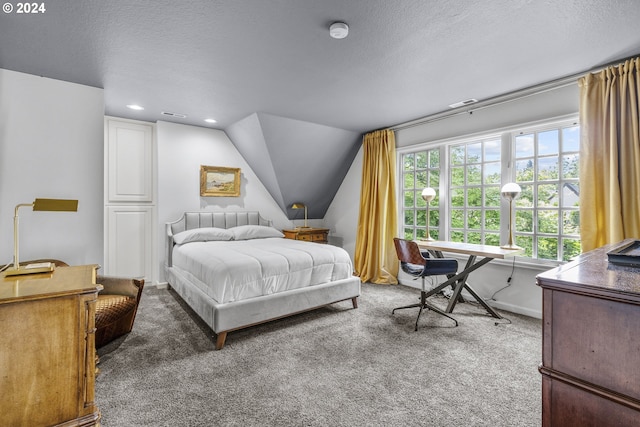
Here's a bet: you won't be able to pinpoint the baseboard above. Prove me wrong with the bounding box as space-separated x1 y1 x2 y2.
485 299 541 319
396 279 542 319
154 281 169 289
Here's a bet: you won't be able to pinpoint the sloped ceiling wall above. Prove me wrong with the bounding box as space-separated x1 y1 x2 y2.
226 113 361 220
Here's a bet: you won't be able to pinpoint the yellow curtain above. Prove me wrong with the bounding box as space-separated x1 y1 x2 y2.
354 129 399 284
578 57 640 251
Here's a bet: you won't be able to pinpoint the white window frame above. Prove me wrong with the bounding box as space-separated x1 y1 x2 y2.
447 134 503 246
400 147 442 241
397 114 580 265
508 121 581 261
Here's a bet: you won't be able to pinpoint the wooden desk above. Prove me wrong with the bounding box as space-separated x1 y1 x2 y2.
282 227 329 244
537 240 640 426
416 240 523 318
0 265 102 426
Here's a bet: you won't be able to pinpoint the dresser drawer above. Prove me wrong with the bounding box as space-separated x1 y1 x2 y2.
297 234 312 241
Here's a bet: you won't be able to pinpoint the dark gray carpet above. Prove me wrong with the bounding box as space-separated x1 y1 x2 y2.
96 283 542 426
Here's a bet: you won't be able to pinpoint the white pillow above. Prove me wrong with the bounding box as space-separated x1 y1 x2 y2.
173 227 234 245
230 225 284 240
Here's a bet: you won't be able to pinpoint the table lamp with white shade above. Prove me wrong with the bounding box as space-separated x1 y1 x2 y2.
500 183 522 250
421 187 437 241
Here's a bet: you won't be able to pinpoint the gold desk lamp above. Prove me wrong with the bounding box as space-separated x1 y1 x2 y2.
291 203 310 229
4 198 78 276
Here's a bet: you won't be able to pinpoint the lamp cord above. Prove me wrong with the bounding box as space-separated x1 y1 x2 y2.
490 256 517 300
487 257 517 326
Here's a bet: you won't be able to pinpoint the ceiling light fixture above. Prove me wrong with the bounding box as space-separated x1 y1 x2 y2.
329 22 349 39
204 118 217 124
126 104 144 111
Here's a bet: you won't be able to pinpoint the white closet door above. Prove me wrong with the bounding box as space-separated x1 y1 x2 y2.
107 120 153 202
106 206 153 278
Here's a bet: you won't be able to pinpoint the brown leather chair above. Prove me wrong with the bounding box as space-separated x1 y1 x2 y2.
3 259 144 347
392 238 459 330
95 275 144 348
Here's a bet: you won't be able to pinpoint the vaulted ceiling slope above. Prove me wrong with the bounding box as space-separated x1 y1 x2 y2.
227 113 361 219
2 1 640 218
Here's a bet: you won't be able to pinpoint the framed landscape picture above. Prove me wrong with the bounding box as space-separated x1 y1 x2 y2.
200 165 241 197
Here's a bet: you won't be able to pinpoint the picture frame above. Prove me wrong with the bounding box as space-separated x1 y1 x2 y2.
200 165 241 197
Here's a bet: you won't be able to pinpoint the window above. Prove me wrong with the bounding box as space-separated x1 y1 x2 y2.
399 118 580 262
512 124 581 261
449 137 502 246
402 148 440 240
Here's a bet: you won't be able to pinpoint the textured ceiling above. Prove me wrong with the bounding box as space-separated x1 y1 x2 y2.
3 0 640 132
2 1 640 218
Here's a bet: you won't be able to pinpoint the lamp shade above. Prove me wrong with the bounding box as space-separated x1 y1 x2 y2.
500 183 521 200
32 198 78 212
421 187 436 202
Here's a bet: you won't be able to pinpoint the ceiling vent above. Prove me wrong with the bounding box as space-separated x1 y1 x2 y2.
161 111 187 118
448 99 478 108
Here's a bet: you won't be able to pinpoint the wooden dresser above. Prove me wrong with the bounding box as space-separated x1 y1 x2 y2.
536 240 640 427
0 265 102 426
282 227 329 244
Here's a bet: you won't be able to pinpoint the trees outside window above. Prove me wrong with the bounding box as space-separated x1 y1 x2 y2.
449 137 502 246
399 117 580 262
513 124 581 261
402 148 440 240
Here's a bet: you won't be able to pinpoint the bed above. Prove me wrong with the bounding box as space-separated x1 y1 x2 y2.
165 211 361 349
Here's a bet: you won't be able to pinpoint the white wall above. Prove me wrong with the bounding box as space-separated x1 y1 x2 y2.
324 147 363 258
0 69 104 266
156 121 294 282
324 83 581 318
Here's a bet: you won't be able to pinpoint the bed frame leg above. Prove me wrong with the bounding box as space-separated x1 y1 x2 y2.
351 297 358 309
215 332 227 350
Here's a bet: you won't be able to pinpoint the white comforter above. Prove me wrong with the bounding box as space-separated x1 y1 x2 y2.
171 238 353 303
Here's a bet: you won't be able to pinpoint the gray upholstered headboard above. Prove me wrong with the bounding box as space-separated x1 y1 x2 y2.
165 211 272 267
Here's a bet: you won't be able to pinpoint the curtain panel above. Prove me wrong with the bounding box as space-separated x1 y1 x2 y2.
578 57 640 251
354 129 399 284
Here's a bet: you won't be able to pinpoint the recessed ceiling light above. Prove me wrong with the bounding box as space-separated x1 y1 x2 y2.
204 118 217 124
126 104 144 111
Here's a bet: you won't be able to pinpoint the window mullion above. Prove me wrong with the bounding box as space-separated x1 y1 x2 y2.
440 144 449 241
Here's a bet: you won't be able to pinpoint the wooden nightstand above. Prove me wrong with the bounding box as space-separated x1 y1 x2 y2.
282 227 329 244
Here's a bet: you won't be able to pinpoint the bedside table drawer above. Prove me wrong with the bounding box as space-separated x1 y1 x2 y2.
282 228 329 244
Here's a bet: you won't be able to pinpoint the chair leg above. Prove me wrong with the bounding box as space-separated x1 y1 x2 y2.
394 292 458 329
392 301 422 314
422 299 458 327
414 304 425 331
415 291 458 329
